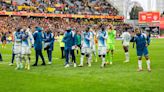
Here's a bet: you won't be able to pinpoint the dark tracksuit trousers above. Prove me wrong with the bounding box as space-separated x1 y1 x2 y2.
76 44 81 54
65 49 76 65
34 49 45 65
61 47 65 58
46 50 52 62
11 53 15 63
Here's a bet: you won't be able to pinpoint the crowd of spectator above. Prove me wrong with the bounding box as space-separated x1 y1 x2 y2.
0 16 132 32
0 0 118 15
0 16 133 43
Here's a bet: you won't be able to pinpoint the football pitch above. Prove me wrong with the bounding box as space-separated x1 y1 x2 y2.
0 39 164 92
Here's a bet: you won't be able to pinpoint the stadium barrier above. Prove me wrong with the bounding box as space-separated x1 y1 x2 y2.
0 11 124 19
160 17 164 29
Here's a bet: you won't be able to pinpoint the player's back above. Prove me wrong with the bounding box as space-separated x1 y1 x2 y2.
26 29 34 47
82 31 91 48
90 31 95 46
14 31 22 46
97 30 107 47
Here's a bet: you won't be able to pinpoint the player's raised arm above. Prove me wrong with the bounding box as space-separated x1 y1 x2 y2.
85 28 92 41
27 30 34 46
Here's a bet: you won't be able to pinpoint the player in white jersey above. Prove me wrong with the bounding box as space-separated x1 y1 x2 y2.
97 26 108 68
78 27 92 67
13 28 23 70
21 27 34 70
120 29 131 63
90 28 97 62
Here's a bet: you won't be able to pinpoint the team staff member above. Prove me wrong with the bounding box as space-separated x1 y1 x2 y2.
32 27 46 66
44 29 54 65
62 28 77 68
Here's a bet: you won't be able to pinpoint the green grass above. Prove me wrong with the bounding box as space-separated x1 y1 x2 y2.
0 39 164 92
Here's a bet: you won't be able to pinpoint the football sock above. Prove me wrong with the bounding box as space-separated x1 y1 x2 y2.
146 60 151 69
125 52 129 61
102 57 105 66
88 55 91 65
138 60 142 69
80 55 84 65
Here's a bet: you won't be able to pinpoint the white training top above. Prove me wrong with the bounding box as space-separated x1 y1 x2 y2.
121 32 131 46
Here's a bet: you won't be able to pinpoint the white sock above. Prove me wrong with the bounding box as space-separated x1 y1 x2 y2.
138 60 142 69
16 61 19 68
146 60 151 69
20 62 23 67
94 52 96 56
125 52 129 61
80 55 84 65
102 57 105 66
90 54 93 62
88 55 91 65
16 55 20 68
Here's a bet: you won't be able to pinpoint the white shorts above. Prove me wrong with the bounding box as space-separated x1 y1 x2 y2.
21 46 31 55
122 42 130 47
81 47 91 55
98 46 107 55
44 42 50 49
13 45 21 54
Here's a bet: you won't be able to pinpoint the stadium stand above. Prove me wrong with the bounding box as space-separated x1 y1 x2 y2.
0 0 118 15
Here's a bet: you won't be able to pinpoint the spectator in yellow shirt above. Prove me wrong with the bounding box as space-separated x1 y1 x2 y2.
59 32 65 59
